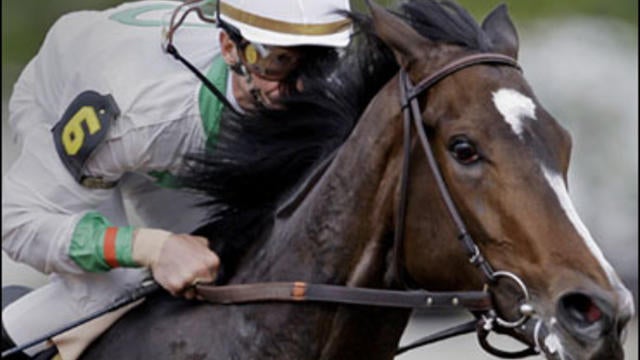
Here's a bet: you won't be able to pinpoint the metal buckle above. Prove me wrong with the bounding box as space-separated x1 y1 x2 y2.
477 316 541 359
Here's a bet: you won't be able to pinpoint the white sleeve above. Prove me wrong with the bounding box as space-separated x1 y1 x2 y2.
2 126 118 274
2 108 202 275
83 116 203 183
2 4 206 275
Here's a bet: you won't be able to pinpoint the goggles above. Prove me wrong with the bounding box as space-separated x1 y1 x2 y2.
162 0 304 82
235 40 304 81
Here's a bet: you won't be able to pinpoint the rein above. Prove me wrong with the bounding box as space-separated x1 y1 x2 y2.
195 282 489 310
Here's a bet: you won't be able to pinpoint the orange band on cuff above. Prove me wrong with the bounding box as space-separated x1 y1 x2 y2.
103 227 119 268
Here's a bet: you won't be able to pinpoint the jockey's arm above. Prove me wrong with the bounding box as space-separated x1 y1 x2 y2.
2 4 221 299
2 112 218 298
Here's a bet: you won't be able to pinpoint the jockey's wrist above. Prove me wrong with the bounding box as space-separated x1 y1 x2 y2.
132 228 172 267
70 212 139 271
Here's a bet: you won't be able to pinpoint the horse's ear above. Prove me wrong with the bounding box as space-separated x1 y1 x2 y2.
481 4 519 59
367 0 430 70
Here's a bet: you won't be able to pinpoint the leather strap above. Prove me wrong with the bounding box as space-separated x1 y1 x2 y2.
195 282 491 311
403 53 520 107
399 53 521 281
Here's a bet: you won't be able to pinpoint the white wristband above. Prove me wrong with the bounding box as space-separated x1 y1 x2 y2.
131 228 172 267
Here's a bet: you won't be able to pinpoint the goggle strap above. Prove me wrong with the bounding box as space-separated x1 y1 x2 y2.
164 0 218 51
166 44 241 116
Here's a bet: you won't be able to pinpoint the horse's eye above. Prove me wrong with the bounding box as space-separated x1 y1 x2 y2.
448 136 480 164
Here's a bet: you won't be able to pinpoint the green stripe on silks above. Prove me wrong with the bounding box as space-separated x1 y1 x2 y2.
199 54 229 149
148 56 229 190
69 212 137 271
69 212 111 272
148 170 181 189
114 226 136 267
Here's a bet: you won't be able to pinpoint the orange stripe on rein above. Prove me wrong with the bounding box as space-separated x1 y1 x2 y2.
292 282 307 300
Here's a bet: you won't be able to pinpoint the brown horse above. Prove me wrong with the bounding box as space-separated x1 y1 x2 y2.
83 1 633 359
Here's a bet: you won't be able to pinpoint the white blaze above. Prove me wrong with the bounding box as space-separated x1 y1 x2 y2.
492 88 627 357
492 87 619 285
492 88 536 138
542 166 619 284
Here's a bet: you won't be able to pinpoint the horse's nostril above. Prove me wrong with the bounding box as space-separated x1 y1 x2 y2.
560 293 603 325
556 292 615 342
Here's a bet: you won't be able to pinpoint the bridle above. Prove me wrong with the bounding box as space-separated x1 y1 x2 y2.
196 52 553 358
195 53 552 358
392 52 548 357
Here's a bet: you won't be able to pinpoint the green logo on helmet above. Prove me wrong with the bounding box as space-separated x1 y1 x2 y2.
109 4 213 28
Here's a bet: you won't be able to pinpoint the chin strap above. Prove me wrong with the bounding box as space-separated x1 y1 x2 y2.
229 61 248 78
229 61 269 110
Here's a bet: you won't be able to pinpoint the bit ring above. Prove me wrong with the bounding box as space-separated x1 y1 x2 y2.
491 270 533 328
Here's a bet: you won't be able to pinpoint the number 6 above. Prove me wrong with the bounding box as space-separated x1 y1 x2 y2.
62 106 102 155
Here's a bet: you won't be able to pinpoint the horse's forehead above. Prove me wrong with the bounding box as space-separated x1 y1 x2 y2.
491 88 536 138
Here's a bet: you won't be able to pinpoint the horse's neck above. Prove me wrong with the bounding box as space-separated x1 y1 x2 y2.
278 76 404 286
231 76 411 359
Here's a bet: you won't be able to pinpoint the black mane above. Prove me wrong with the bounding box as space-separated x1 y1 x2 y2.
397 0 492 51
178 0 492 282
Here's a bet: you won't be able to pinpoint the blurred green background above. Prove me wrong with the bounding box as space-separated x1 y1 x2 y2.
2 0 638 94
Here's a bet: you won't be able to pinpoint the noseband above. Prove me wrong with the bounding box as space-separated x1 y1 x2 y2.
394 53 547 357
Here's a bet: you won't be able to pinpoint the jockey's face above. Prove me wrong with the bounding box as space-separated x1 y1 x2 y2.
219 31 302 111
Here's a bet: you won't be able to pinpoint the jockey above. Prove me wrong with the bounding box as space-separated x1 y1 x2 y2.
1 0 352 359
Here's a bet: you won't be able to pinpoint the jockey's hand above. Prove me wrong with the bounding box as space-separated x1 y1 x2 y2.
132 229 219 300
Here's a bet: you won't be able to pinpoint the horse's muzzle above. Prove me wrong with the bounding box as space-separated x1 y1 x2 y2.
552 288 633 360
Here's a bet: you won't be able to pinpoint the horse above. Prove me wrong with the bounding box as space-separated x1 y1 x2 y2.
82 1 634 359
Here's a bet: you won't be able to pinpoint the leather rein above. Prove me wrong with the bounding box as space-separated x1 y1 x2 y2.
193 53 547 358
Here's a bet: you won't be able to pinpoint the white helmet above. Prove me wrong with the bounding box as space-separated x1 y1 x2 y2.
217 0 352 47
